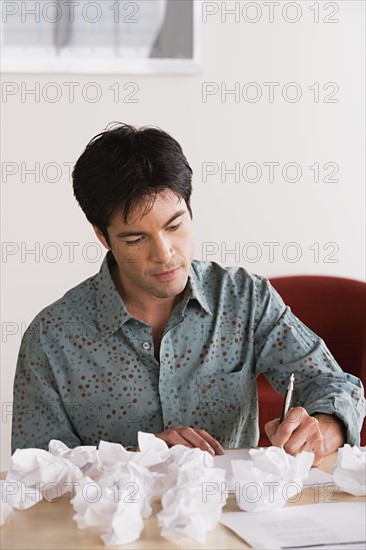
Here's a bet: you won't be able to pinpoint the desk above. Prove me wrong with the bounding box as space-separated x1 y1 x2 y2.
1 452 365 550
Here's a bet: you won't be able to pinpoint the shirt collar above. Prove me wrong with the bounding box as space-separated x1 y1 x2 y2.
95 252 212 338
95 251 132 338
184 261 213 317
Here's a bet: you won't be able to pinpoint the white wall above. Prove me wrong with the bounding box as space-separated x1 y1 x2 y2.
1 1 365 470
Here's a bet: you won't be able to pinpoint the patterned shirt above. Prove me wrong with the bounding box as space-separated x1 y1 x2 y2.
12 252 365 452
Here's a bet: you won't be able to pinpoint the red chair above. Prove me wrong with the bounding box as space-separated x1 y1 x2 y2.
257 276 366 446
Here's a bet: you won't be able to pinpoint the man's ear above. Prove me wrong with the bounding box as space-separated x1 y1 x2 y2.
93 225 110 250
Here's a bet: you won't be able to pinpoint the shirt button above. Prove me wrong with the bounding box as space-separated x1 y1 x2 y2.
142 342 151 350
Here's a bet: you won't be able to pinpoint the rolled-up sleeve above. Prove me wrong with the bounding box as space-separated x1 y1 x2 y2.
253 276 365 445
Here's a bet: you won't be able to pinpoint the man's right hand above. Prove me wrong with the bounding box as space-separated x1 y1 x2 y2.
154 426 225 455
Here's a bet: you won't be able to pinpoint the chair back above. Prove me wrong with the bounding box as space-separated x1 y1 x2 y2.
257 275 366 446
270 276 366 379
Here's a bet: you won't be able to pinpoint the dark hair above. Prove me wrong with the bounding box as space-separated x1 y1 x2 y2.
72 122 193 245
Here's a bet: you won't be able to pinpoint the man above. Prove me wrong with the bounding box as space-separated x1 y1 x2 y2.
12 123 365 465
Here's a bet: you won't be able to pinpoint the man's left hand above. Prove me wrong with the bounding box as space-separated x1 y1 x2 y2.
265 407 346 466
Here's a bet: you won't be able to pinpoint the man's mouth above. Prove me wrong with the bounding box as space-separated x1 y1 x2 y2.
153 267 181 281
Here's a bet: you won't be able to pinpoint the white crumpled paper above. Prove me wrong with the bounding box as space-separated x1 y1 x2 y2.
5 446 84 507
332 444 366 496
157 445 226 545
1 432 226 546
71 435 167 545
72 459 159 544
48 439 102 478
231 446 314 512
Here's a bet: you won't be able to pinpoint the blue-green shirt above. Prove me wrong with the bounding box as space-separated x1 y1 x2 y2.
11 252 365 452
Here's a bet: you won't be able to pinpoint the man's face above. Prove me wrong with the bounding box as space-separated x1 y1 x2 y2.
95 190 195 305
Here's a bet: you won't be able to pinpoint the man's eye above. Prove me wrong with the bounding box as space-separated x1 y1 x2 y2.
125 237 144 246
168 222 182 232
124 223 182 245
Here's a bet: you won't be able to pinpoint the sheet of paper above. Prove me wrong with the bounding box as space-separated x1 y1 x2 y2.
220 502 366 550
303 468 333 486
213 449 250 491
213 450 332 492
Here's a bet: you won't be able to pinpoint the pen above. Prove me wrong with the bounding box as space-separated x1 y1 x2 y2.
280 373 295 422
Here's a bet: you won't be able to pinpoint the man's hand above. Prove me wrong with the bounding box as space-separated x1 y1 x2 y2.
265 407 346 466
154 426 225 456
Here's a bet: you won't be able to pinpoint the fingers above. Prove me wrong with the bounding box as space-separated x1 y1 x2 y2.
271 407 306 447
175 427 215 454
268 407 325 466
195 428 225 455
155 429 195 449
296 418 325 466
264 418 280 442
155 426 224 455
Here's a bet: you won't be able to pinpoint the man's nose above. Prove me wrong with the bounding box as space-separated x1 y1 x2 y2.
150 235 174 263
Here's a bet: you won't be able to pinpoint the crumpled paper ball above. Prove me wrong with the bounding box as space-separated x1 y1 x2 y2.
48 439 102 478
157 445 227 545
332 444 366 496
5 447 84 505
72 460 159 545
231 446 314 512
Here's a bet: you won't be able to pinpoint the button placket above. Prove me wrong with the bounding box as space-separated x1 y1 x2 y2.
158 333 183 426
